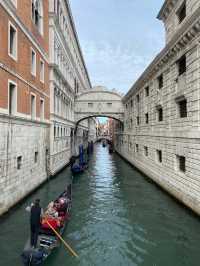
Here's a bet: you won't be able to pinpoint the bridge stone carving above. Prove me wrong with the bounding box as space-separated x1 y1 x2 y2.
75 86 124 125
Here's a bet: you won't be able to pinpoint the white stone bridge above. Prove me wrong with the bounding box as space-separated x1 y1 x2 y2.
75 86 124 126
96 135 112 142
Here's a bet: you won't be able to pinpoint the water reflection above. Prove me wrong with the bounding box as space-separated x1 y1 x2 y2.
0 144 200 266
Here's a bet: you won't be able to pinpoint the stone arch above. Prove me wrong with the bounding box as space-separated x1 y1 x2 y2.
75 86 124 126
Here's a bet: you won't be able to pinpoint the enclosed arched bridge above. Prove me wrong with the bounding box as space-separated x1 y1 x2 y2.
75 86 124 125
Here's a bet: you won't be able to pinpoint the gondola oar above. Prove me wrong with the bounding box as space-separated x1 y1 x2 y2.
45 219 78 258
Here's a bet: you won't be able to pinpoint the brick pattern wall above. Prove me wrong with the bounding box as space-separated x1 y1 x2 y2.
0 4 49 119
0 1 50 215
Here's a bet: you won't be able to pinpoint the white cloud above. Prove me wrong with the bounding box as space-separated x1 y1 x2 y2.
82 40 161 94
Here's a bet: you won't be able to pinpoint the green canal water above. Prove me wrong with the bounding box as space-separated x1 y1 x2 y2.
0 144 200 266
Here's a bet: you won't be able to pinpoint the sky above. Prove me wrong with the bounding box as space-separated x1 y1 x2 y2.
70 0 165 96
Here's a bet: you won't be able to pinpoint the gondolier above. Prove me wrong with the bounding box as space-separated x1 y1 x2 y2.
27 199 43 249
21 184 75 265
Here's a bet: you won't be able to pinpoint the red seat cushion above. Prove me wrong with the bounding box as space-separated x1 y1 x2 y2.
41 218 60 230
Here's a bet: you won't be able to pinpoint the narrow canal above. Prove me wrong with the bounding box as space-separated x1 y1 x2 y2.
0 144 200 266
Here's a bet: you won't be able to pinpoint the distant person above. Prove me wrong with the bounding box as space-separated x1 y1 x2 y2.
26 199 43 248
69 155 76 169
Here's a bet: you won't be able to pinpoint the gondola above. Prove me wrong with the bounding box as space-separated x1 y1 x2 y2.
71 144 88 175
21 184 72 266
71 163 85 174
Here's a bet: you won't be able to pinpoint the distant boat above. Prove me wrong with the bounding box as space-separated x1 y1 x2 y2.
71 163 85 174
102 141 106 147
71 144 87 174
109 146 114 154
21 185 72 266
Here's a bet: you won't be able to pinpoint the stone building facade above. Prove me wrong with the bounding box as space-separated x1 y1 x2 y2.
115 0 200 215
0 0 50 215
48 0 94 175
0 0 96 215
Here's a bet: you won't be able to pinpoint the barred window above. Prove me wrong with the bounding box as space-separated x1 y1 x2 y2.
158 74 163 89
17 156 22 170
145 113 149 124
178 55 186 76
157 150 162 163
177 155 186 172
145 86 149 97
178 99 187 118
136 116 140 125
135 144 139 153
177 2 186 24
157 107 163 122
144 146 148 157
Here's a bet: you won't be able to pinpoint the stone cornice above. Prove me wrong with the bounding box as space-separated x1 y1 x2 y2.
0 62 50 99
0 113 50 126
63 0 92 89
123 6 200 102
157 0 177 21
77 89 123 99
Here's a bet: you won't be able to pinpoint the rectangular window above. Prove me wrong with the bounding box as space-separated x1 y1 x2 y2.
130 118 133 127
135 144 139 153
31 49 36 76
32 0 43 34
17 156 22 170
158 74 163 89
144 146 148 157
145 113 149 124
178 99 187 118
40 59 44 82
136 116 140 125
8 22 17 60
157 150 162 163
136 94 140 103
54 126 56 138
31 94 36 119
57 127 60 137
34 152 38 163
177 155 186 172
107 103 112 107
157 107 163 122
145 86 149 97
178 55 186 76
40 99 44 120
8 81 17 115
177 2 186 24
131 100 133 107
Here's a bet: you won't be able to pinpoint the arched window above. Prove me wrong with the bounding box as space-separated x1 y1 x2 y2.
32 0 43 35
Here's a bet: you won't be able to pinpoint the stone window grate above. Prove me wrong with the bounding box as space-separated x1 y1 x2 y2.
158 74 163 89
178 55 186 76
157 150 162 163
177 2 186 24
178 99 187 118
17 156 22 170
